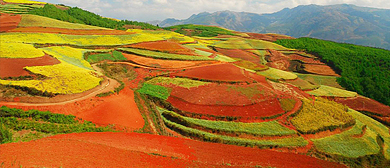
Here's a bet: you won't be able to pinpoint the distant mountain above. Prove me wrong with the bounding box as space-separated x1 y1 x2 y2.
160 4 390 50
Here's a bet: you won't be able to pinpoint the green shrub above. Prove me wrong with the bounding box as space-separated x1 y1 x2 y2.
0 124 13 144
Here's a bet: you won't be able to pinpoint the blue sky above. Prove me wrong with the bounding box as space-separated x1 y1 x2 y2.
38 0 390 22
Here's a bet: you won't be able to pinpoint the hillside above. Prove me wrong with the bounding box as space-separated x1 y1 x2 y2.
1 1 390 168
160 4 390 50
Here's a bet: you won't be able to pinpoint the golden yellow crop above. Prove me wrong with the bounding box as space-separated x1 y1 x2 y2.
0 42 44 58
40 46 92 70
127 29 195 44
19 15 107 30
3 0 46 4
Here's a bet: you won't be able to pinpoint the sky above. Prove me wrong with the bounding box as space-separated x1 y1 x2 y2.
38 0 390 22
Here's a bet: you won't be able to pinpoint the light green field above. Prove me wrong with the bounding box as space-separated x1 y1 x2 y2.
306 85 357 98
146 77 210 89
256 67 297 80
118 48 213 61
312 120 380 158
40 46 92 70
158 107 297 136
212 38 290 50
296 73 343 89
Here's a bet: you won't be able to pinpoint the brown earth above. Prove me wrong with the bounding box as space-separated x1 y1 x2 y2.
215 48 262 64
0 13 21 32
304 64 340 76
246 33 295 42
0 132 347 168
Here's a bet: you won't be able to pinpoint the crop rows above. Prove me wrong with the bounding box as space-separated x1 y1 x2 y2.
118 48 213 61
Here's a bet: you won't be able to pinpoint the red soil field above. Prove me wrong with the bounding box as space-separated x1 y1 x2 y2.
0 54 60 78
334 96 390 117
7 27 135 35
169 83 277 106
304 64 340 76
0 13 21 32
287 54 324 64
244 70 272 86
216 48 262 64
173 63 253 83
0 87 144 130
122 52 217 69
127 40 198 55
167 96 285 119
0 132 346 168
246 33 295 42
266 49 291 71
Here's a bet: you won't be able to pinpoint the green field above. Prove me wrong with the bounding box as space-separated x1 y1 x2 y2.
118 48 213 61
256 67 297 80
164 24 236 37
312 120 380 158
306 85 357 98
86 50 127 63
137 83 171 100
146 77 210 89
295 73 343 89
158 107 297 137
212 38 290 50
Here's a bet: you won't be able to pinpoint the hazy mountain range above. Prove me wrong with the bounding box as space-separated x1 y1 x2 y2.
156 4 390 50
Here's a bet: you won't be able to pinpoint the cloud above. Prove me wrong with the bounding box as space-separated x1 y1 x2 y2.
38 0 390 21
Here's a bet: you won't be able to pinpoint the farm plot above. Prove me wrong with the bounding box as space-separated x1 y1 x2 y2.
335 96 390 117
306 85 357 98
40 46 93 70
0 13 21 32
215 48 262 64
287 54 324 64
18 14 106 29
172 63 254 82
0 54 60 78
312 120 380 158
304 64 340 76
167 96 286 120
128 40 198 55
0 32 164 47
0 4 40 14
87 50 127 63
122 53 216 69
233 60 268 72
118 48 213 61
3 0 46 4
0 42 44 58
8 27 134 35
291 98 355 134
296 73 343 89
146 77 210 89
127 29 195 44
256 67 298 80
158 107 297 137
283 78 319 91
211 38 290 50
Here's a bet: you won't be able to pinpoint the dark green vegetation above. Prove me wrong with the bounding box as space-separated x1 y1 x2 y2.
28 4 159 30
164 24 236 37
137 83 170 100
0 106 115 144
86 50 127 63
160 4 390 50
276 38 390 106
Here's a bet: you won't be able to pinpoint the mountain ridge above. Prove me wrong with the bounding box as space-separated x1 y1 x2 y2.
158 4 390 50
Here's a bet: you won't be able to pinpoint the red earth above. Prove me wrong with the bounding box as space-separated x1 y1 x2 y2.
169 83 277 106
122 52 218 69
287 54 324 64
246 33 295 42
0 13 21 32
304 64 340 76
0 54 61 78
334 96 390 117
167 96 285 120
0 132 346 168
266 49 291 71
7 27 135 35
216 48 262 64
127 40 199 55
172 63 254 83
0 87 144 130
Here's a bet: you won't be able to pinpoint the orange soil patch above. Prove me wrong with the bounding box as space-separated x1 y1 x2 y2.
173 63 253 83
7 27 134 35
0 54 60 78
167 96 285 120
246 33 294 42
127 40 198 55
288 54 324 64
216 48 262 64
0 13 21 32
304 64 340 76
266 49 291 71
335 96 390 117
169 83 277 106
0 87 144 130
0 132 346 168
122 52 217 69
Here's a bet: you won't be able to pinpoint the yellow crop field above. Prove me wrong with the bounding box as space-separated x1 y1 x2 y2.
0 32 163 46
211 38 290 50
3 0 46 4
0 42 44 58
0 62 102 94
127 29 195 44
19 14 107 30
291 98 355 134
306 85 357 97
40 46 92 70
256 67 297 80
